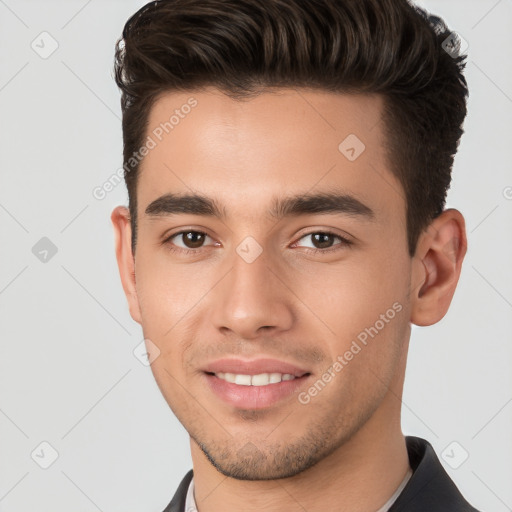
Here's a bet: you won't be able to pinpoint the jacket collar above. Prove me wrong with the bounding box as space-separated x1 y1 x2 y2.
389 436 479 511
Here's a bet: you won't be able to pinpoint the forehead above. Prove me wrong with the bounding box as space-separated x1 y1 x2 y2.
137 87 404 224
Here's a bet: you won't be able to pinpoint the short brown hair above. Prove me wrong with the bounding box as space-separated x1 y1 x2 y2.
114 0 468 257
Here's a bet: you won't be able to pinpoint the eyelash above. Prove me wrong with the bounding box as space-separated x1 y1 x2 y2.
162 230 353 255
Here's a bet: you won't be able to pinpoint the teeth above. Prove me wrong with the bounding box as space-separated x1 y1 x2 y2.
215 372 297 386
235 374 251 386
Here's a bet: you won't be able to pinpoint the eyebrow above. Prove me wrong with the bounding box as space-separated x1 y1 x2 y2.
144 191 375 221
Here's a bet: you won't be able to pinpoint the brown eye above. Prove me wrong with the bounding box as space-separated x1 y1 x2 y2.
310 233 337 249
181 231 206 248
294 231 352 252
167 230 213 250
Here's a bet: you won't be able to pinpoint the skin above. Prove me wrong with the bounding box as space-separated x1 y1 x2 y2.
111 87 467 512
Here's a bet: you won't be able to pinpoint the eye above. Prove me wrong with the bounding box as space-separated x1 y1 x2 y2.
293 231 352 253
164 230 217 253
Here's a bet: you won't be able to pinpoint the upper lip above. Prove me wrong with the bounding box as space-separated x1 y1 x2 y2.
203 358 311 378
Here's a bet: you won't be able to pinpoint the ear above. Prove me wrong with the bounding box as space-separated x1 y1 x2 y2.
111 206 142 325
410 208 467 326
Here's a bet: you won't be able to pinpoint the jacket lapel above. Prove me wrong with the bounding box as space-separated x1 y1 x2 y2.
161 469 193 512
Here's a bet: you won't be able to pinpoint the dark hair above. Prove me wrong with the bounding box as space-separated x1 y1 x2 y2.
114 0 468 257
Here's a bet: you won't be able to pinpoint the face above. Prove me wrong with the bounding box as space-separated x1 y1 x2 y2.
116 87 416 480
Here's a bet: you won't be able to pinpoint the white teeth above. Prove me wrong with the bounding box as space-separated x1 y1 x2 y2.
269 373 282 383
234 374 252 386
215 372 297 386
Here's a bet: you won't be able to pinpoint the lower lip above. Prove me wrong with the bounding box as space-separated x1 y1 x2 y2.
204 373 311 410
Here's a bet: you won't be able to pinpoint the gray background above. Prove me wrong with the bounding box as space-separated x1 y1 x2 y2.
1 0 511 510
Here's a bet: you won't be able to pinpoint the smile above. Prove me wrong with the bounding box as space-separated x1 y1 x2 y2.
213 372 297 386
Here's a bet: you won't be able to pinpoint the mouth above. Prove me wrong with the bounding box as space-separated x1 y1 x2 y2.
203 368 312 410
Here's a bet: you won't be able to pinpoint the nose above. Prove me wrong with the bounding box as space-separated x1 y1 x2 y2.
209 248 295 340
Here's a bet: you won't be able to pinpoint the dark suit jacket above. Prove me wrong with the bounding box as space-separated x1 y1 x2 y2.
161 436 481 511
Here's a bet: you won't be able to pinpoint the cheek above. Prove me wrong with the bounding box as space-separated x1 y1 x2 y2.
134 250 209 332
295 256 408 331
289 251 410 379
134 252 217 384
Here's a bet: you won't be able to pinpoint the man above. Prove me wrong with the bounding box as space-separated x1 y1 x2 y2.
111 0 480 510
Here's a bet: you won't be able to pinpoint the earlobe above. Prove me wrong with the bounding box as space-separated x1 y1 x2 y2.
111 206 142 325
410 209 467 327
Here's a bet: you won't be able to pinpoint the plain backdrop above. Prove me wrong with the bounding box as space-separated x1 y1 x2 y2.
1 0 511 511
